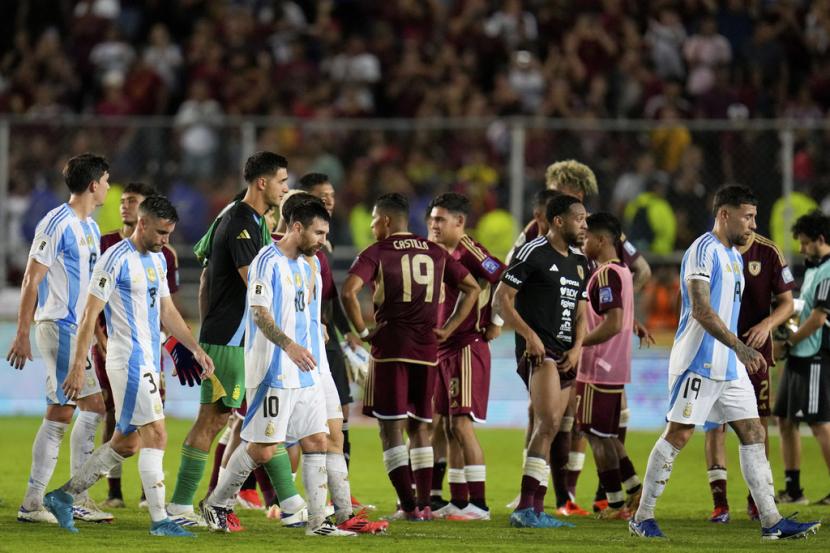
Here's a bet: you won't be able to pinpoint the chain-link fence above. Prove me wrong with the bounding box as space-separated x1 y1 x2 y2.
0 116 821 317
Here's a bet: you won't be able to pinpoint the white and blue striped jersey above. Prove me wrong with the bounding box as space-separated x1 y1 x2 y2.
29 203 101 327
245 244 320 389
89 239 170 373
304 253 331 376
669 232 745 381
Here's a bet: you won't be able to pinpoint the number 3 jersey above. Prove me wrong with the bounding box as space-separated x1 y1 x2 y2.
671 232 745 382
348 232 470 365
89 239 170 372
246 243 320 390
30 203 101 327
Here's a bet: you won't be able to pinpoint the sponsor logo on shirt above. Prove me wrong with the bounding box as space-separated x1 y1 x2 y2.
549 263 559 272
599 286 613 304
782 267 794 284
560 276 580 287
504 272 522 286
482 257 501 274
237 229 252 240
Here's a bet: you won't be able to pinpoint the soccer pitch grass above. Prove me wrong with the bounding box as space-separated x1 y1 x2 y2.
0 417 827 552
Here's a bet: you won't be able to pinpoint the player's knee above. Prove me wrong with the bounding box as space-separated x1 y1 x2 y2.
46 405 74 424
450 415 473 437
247 443 275 465
301 432 328 454
78 395 106 417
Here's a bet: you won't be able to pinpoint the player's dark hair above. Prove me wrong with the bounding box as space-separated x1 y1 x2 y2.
534 189 562 210
289 199 331 227
374 193 409 218
63 153 109 194
281 192 323 221
298 173 330 191
428 192 470 216
139 195 179 223
123 182 159 198
792 209 830 242
546 194 582 223
243 151 287 184
712 185 758 216
586 212 622 242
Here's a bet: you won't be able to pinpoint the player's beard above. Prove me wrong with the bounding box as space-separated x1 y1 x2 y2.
564 229 584 248
730 230 751 247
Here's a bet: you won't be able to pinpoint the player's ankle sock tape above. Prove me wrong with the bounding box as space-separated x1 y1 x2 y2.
383 445 409 473
409 447 433 471
465 464 486 483
619 409 630 427
707 468 728 482
138 448 167 522
170 444 208 505
566 452 585 471
523 456 548 483
560 416 574 433
448 468 467 484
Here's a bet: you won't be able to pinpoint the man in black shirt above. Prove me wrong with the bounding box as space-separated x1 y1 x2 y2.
495 194 589 529
167 152 289 524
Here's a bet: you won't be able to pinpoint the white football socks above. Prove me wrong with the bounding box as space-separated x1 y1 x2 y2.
326 453 352 523
138 448 167 522
635 438 679 522
739 443 782 528
302 453 328 529
23 419 67 510
70 411 101 501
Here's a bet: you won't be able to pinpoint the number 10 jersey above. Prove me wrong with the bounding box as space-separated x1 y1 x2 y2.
348 232 470 366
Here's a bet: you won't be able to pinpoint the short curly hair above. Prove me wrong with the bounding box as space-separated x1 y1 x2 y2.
545 160 599 197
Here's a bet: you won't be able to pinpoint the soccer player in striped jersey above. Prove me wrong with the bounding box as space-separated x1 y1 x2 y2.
703 231 794 522
7 153 112 524
427 192 506 521
630 186 820 540
43 196 214 537
201 200 354 537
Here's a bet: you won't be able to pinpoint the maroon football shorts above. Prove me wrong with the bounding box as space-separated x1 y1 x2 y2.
434 339 490 422
749 368 772 417
92 345 114 411
575 381 624 437
362 359 436 422
516 347 575 390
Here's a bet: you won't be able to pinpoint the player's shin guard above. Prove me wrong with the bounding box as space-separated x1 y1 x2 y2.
707 466 728 509
448 468 468 509
209 446 258 508
518 456 547 511
326 453 352 523
170 444 209 508
383 445 416 512
566 451 585 500
70 411 101 500
138 448 167 522
739 443 780 528
465 465 487 509
410 447 434 509
635 438 679 522
23 419 67 510
262 445 304 512
62 442 126 497
550 429 571 508
302 453 328 529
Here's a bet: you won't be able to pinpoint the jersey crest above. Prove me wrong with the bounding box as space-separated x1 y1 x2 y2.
748 261 761 276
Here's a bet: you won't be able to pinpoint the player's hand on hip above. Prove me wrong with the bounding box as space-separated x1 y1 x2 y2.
433 326 452 343
6 332 33 370
743 320 771 350
483 324 501 342
194 348 215 379
558 347 581 373
61 362 86 400
286 342 316 372
364 322 387 344
525 332 546 365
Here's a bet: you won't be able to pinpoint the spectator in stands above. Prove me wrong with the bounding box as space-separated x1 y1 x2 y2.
508 50 545 113
143 23 183 93
650 105 691 172
89 24 135 86
175 79 223 180
612 151 663 218
624 174 676 255
484 0 538 50
684 16 732 97
667 145 709 250
646 6 687 81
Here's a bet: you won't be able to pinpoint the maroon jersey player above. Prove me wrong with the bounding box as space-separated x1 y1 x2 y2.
342 193 480 521
703 232 794 522
93 182 180 508
428 193 506 520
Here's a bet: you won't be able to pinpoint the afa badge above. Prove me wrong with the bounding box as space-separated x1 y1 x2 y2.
154 401 163 414
147 267 157 282
294 272 302 287
748 261 761 276
265 422 275 437
683 402 693 418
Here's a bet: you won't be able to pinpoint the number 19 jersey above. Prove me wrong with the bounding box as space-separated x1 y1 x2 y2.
348 232 470 365
670 232 745 382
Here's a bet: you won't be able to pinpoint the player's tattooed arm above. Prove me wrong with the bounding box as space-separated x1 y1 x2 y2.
688 279 766 374
252 305 293 349
252 305 316 370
